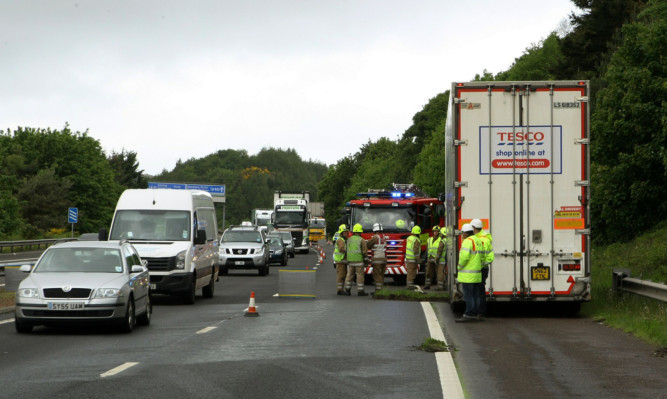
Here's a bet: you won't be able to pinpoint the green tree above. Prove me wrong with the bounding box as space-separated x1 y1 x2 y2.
557 0 647 79
108 150 147 188
17 168 73 232
590 0 666 244
413 118 447 197
2 125 122 233
398 92 450 181
496 33 564 81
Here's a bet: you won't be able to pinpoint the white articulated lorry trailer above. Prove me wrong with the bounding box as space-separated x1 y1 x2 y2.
445 81 591 313
273 191 310 253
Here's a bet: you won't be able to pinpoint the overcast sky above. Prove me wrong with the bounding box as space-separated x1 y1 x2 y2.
1 0 577 175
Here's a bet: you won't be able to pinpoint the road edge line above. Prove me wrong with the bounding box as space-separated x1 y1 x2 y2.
421 302 464 399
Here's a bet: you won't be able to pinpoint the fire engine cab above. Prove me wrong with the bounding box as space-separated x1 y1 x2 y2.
346 184 444 284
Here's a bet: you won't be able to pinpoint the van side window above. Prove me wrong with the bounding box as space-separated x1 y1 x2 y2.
196 208 218 242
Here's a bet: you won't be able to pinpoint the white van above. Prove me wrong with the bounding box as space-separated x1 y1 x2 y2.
108 189 219 304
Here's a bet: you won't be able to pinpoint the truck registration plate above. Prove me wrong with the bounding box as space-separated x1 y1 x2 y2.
531 266 550 280
48 302 84 310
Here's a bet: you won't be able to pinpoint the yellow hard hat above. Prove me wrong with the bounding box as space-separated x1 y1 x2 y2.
432 226 440 232
411 226 421 235
338 224 348 233
353 223 363 233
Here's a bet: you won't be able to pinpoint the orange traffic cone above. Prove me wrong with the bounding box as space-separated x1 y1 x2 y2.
245 291 259 317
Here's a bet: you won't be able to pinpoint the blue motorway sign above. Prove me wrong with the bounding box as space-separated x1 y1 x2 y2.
68 207 78 223
148 182 225 196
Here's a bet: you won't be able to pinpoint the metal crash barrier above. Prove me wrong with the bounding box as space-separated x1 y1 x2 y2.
612 268 667 303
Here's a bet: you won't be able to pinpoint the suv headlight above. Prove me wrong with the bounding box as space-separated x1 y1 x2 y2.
176 250 186 269
255 247 264 255
18 288 39 298
94 288 121 298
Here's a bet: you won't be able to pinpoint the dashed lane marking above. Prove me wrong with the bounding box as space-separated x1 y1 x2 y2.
100 362 139 378
196 326 217 334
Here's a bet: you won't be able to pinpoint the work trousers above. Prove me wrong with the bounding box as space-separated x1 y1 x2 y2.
335 262 347 292
345 265 365 293
406 261 419 288
462 282 481 317
371 261 386 290
425 258 445 288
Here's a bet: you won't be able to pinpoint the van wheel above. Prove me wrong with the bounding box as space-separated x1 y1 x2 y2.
202 274 215 298
137 294 152 326
182 278 196 304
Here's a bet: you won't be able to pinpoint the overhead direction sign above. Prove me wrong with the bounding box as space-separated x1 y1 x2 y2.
148 182 226 203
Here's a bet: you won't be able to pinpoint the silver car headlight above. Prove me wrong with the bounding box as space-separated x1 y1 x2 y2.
94 288 121 298
176 250 186 269
255 247 264 255
18 288 39 298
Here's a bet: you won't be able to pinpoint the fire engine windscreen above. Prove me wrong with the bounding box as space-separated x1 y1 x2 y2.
351 207 413 232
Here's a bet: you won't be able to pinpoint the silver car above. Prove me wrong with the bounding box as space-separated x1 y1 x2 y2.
218 225 270 276
14 240 151 333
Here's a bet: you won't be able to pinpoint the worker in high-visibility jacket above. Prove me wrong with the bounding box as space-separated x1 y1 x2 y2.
405 225 422 290
334 224 349 295
471 218 494 318
425 226 444 290
433 227 448 291
456 223 484 322
344 223 369 296
366 223 388 292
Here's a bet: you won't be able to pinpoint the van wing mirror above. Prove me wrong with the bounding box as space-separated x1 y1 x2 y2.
194 229 207 245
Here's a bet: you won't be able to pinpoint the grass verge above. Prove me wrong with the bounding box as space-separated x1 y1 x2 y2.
373 288 449 302
0 289 15 309
582 221 667 347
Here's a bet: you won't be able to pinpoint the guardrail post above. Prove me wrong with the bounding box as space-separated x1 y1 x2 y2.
612 268 631 292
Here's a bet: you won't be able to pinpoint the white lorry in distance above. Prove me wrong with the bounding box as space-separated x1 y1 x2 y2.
273 191 310 254
252 209 274 232
108 189 219 304
445 81 591 314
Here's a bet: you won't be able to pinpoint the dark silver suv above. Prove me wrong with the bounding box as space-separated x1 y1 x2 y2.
218 226 270 276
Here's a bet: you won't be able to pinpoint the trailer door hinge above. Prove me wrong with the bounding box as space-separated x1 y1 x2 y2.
454 181 468 188
454 139 468 146
575 180 589 187
454 98 466 104
575 229 590 235
574 138 589 145
577 96 589 103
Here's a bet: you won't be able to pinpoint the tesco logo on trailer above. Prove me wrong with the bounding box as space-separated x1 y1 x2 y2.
479 125 563 175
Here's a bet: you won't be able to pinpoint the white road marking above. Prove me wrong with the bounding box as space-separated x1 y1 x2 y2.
421 302 465 399
100 362 139 378
0 318 14 325
196 326 216 334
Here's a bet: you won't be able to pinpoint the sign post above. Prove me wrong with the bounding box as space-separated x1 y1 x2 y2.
68 207 78 238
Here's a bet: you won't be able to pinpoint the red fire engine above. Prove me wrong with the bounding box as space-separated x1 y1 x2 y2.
346 184 444 284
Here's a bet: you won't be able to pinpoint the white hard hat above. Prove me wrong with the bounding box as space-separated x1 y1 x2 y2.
471 219 483 229
372 223 383 232
461 223 474 233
